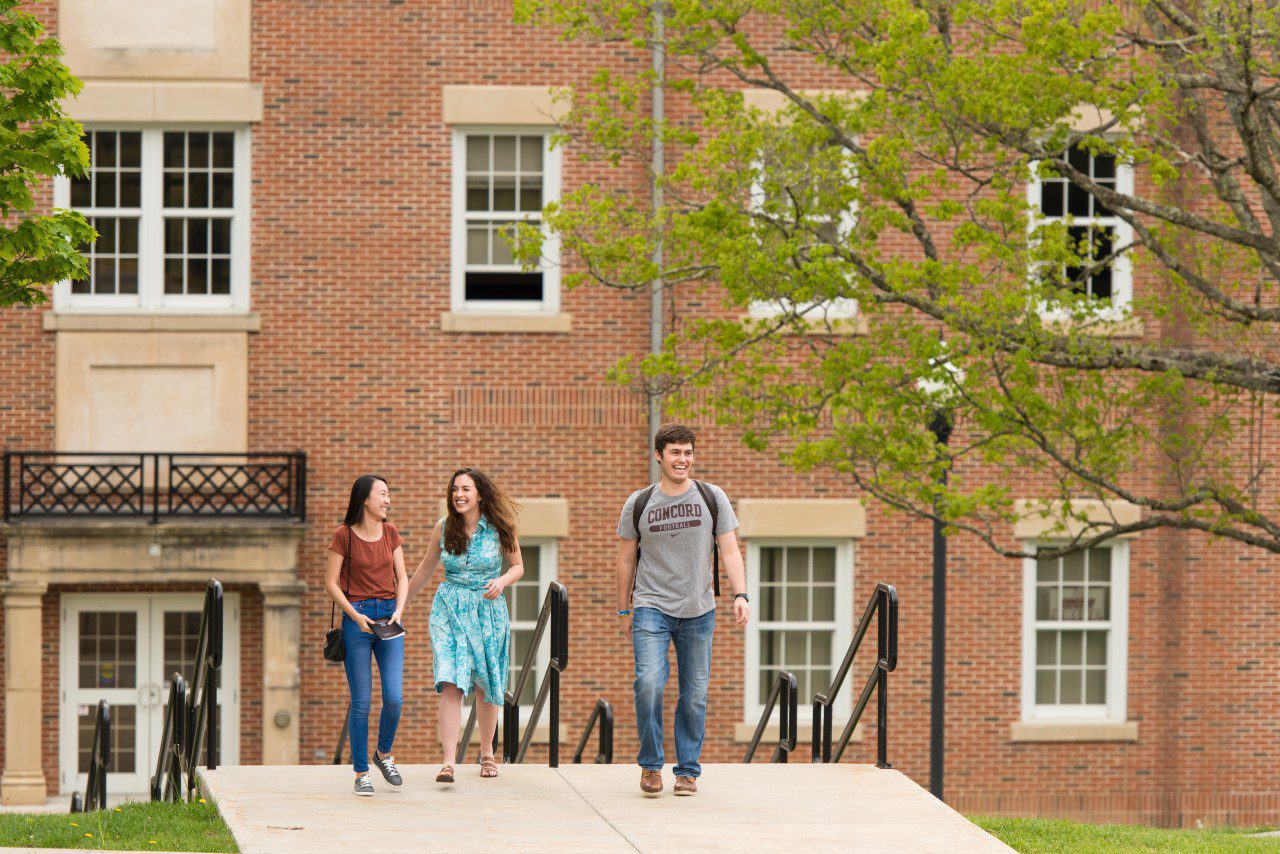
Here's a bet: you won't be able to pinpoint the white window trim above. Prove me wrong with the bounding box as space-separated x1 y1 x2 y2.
745 539 854 723
1020 540 1129 723
746 148 859 322
450 127 562 315
52 126 252 314
1027 148 1136 317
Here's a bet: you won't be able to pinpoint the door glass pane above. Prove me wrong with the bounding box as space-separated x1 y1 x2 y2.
79 704 135 774
78 612 137 689
163 611 201 684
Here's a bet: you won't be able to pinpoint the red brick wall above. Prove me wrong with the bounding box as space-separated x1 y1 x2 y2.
0 0 1276 828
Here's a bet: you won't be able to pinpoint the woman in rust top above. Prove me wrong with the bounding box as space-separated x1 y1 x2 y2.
325 474 408 797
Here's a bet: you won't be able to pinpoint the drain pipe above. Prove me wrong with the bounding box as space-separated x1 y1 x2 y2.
648 2 665 484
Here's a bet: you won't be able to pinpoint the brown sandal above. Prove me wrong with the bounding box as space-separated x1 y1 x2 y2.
480 755 499 778
435 764 455 783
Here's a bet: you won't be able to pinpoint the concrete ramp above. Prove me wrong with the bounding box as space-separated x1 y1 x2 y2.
199 763 1010 853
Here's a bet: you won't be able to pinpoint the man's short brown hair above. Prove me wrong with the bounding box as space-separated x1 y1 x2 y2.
654 423 697 453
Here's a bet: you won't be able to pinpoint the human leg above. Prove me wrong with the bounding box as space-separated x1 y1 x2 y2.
632 607 674 771
672 608 715 780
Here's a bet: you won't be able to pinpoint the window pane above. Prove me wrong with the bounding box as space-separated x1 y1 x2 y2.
165 258 184 294
164 132 185 168
211 219 232 255
212 132 235 168
811 631 832 666
811 548 836 583
493 176 517 212
1059 669 1083 704
1036 585 1058 621
1093 152 1116 179
783 631 807 666
1063 552 1085 582
1061 586 1085 620
467 225 488 265
519 178 542 212
1085 669 1106 704
189 133 210 168
120 132 142 168
491 225 514 265
120 171 141 207
118 258 139 294
78 611 137 689
95 174 116 207
1036 556 1058 583
212 172 234 208
211 259 231 295
1067 182 1090 217
760 585 780 622
1086 586 1109 621
79 704 135 774
493 136 516 171
1088 548 1111 582
466 136 489 172
812 586 835 622
1060 630 1083 665
188 172 210 207
466 178 489 212
1040 181 1065 217
97 132 118 168
1035 669 1055 703
71 175 92 207
760 548 782 583
1085 630 1108 665
519 136 543 172
187 258 208 294
164 173 185 207
188 219 209 255
1036 630 1056 666
785 547 808 582
760 630 779 665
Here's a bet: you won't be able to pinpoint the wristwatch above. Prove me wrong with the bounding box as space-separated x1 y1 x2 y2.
734 593 749 602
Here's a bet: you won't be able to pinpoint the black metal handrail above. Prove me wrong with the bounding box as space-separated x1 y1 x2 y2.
572 699 614 764
150 675 187 801
3 451 306 521
181 580 222 798
503 581 568 766
70 700 110 813
744 670 798 763
333 703 350 766
812 582 898 766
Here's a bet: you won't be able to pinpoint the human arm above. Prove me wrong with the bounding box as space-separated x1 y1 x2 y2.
390 544 408 625
325 544 372 633
483 542 524 600
405 520 443 605
717 529 750 626
616 536 638 638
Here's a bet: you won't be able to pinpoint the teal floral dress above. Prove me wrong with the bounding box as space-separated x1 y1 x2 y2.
429 515 510 707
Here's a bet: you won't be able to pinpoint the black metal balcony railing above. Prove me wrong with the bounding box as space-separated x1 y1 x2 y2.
3 452 306 522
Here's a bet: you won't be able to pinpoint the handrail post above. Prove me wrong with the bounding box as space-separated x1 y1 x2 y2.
3 452 10 523
876 585 891 769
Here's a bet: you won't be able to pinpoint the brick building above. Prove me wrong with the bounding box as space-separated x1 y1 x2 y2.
0 0 1276 828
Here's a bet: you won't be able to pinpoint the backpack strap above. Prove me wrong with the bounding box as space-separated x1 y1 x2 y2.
692 480 721 597
330 523 352 629
629 485 657 606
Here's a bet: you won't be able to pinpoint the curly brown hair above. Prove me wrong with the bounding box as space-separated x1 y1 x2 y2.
442 467 520 556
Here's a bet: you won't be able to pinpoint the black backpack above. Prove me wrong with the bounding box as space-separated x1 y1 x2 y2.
631 480 721 598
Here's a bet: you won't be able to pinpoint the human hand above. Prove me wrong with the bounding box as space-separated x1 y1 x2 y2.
391 610 403 627
353 612 374 634
619 614 632 640
734 598 750 626
483 578 506 600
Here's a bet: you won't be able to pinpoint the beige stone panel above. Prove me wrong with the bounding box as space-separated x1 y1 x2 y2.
67 81 264 123
59 0 250 80
261 583 305 765
741 88 868 113
441 86 568 126
45 312 261 333
439 312 573 334
56 331 248 453
1013 498 1142 541
1 583 49 805
2 520 304 588
733 720 863 743
433 498 569 539
736 499 866 539
1009 720 1139 742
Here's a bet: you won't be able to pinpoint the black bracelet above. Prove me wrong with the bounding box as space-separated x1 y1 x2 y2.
734 592 749 602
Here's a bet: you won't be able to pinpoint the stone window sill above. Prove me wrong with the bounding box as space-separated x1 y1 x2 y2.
1009 721 1139 742
733 721 863 744
742 314 868 336
439 312 572 333
1043 315 1145 339
43 313 261 333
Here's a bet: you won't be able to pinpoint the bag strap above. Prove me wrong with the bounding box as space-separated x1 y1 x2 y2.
628 485 657 606
329 524 351 629
692 480 722 597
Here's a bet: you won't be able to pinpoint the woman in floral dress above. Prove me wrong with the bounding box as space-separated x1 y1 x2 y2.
406 467 523 782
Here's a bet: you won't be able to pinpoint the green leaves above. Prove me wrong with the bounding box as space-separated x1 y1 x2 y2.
0 0 91 309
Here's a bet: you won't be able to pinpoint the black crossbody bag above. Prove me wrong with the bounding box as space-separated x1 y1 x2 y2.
323 525 351 663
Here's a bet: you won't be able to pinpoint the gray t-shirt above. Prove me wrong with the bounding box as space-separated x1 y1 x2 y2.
617 481 739 619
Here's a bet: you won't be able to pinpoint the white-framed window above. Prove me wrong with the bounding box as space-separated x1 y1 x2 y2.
505 538 558 707
451 128 561 314
745 540 854 720
1021 542 1129 722
52 127 251 312
747 142 858 322
1028 145 1135 310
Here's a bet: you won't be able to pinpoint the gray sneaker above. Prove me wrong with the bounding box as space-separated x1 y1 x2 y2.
373 751 403 787
354 774 374 797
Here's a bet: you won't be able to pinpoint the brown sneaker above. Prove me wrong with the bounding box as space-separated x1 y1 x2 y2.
674 776 697 797
640 769 663 797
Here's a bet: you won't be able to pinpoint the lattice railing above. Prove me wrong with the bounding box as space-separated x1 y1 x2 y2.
3 452 306 521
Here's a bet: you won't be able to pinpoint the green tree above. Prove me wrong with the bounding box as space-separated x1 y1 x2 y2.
515 0 1280 558
0 0 92 308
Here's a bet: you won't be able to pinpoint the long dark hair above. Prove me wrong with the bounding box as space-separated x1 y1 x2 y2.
343 474 388 527
443 467 519 556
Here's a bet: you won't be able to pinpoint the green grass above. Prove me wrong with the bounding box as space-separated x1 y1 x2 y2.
974 816 1280 853
0 799 237 851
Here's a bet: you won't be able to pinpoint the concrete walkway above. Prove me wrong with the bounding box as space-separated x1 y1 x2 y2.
200 763 1010 853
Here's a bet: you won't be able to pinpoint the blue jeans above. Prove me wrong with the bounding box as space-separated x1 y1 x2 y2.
632 606 715 778
342 598 404 773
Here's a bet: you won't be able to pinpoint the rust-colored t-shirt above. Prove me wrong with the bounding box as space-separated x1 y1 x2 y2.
328 523 402 602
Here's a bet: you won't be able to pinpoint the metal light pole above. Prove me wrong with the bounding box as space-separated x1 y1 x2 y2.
928 409 952 800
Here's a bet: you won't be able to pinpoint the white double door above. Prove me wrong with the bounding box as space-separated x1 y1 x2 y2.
60 593 240 795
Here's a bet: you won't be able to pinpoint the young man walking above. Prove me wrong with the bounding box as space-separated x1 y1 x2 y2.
616 423 750 797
